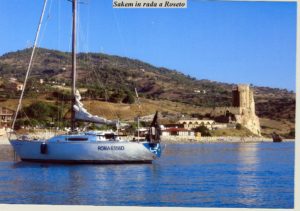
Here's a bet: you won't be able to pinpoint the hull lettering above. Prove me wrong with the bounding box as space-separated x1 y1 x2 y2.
98 146 125 151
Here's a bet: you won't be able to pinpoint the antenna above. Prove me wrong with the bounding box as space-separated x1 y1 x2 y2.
135 88 141 108
135 88 141 141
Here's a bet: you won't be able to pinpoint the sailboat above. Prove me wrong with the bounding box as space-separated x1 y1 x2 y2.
8 0 162 164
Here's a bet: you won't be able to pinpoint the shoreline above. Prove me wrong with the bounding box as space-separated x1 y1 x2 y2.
161 136 274 143
0 134 295 161
0 133 295 145
161 138 295 144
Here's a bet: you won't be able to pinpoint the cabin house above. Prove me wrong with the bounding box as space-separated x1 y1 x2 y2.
7 78 23 91
0 107 14 127
16 83 24 91
6 81 23 91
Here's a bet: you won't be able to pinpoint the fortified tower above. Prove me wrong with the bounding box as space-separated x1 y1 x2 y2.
232 84 261 136
232 84 251 108
196 84 261 136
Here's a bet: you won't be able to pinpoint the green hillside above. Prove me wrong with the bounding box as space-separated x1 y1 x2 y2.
0 48 295 138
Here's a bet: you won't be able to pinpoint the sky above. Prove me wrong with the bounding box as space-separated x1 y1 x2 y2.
0 0 297 91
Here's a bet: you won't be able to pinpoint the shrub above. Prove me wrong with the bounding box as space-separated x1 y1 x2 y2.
194 125 211 136
52 91 72 101
236 123 242 130
24 102 59 121
84 88 106 99
109 90 126 103
122 91 135 104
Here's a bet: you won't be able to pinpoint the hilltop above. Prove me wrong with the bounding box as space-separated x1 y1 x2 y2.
0 48 295 137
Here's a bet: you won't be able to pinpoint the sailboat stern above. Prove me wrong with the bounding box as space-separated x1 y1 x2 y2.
142 143 162 158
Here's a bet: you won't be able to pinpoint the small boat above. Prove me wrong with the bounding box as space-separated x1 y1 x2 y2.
272 132 283 142
8 0 163 164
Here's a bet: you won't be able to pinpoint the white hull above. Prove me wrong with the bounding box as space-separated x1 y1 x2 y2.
10 137 161 164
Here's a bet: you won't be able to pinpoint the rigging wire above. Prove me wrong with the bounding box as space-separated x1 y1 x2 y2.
31 0 53 71
81 1 94 124
11 0 48 130
25 0 54 130
78 1 118 122
75 0 115 125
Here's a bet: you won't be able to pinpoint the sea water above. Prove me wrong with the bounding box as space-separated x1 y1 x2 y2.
0 142 294 208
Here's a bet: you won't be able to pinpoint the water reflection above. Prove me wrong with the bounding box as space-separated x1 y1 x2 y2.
237 143 260 169
235 143 263 207
0 143 294 208
0 145 15 161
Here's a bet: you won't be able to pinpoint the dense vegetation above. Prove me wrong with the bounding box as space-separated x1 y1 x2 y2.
0 48 294 107
14 101 66 129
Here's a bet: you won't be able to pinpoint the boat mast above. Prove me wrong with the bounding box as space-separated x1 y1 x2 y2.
71 0 77 131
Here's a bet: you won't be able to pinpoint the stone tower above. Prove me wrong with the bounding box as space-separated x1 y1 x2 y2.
232 84 252 109
232 84 261 136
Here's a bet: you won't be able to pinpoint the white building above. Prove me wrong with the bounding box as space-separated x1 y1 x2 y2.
161 128 194 137
178 119 215 130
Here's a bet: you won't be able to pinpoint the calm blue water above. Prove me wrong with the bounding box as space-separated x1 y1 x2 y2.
0 142 294 208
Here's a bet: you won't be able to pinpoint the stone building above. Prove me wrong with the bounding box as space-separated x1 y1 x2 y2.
235 85 261 136
177 119 215 130
0 107 14 127
210 84 261 136
186 84 261 136
161 128 195 137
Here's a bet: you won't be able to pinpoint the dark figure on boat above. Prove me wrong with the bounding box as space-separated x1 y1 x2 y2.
146 111 161 144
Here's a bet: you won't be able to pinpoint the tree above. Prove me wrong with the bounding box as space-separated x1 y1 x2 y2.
122 91 135 104
24 102 58 121
236 123 242 130
194 125 211 136
84 88 106 99
52 90 72 101
109 89 126 103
